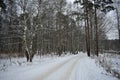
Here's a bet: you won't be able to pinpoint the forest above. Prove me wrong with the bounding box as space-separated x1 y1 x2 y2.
0 0 120 62
0 0 120 80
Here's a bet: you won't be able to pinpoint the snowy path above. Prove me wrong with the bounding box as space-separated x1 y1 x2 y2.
36 55 81 80
0 53 118 80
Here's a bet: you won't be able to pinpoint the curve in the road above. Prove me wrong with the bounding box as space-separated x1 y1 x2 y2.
36 55 82 80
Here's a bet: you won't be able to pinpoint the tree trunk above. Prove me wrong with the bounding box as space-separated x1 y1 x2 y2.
29 53 34 62
85 20 90 56
94 4 99 56
25 50 29 62
116 8 120 43
85 0 90 57
25 51 34 62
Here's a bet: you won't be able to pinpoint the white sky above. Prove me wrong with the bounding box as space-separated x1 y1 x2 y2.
66 0 75 3
106 11 119 40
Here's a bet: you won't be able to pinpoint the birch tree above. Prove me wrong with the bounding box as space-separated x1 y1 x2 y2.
18 0 37 62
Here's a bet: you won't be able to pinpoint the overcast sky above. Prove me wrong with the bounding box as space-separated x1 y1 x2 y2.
66 0 74 3
106 10 119 40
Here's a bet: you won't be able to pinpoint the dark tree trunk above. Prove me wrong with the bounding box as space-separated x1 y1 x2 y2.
25 50 35 62
85 20 90 57
85 0 90 57
94 4 99 56
116 8 120 43
30 54 34 62
25 50 29 62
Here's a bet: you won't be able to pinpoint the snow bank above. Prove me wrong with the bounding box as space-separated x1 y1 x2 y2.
96 53 120 79
69 52 118 80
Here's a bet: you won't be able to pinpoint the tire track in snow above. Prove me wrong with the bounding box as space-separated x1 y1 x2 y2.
44 56 81 80
35 55 80 80
59 58 79 80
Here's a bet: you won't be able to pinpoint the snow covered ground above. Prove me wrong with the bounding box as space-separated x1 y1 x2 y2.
0 52 119 80
96 53 120 79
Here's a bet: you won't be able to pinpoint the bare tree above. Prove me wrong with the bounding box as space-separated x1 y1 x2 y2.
18 0 38 62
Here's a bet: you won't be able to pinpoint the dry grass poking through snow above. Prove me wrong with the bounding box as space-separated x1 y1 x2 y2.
96 53 120 79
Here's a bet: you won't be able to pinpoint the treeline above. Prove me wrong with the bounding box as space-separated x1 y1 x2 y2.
0 0 119 62
103 39 120 51
0 0 87 61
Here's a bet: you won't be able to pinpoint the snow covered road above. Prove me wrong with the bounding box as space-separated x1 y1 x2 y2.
0 53 118 80
36 55 81 80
